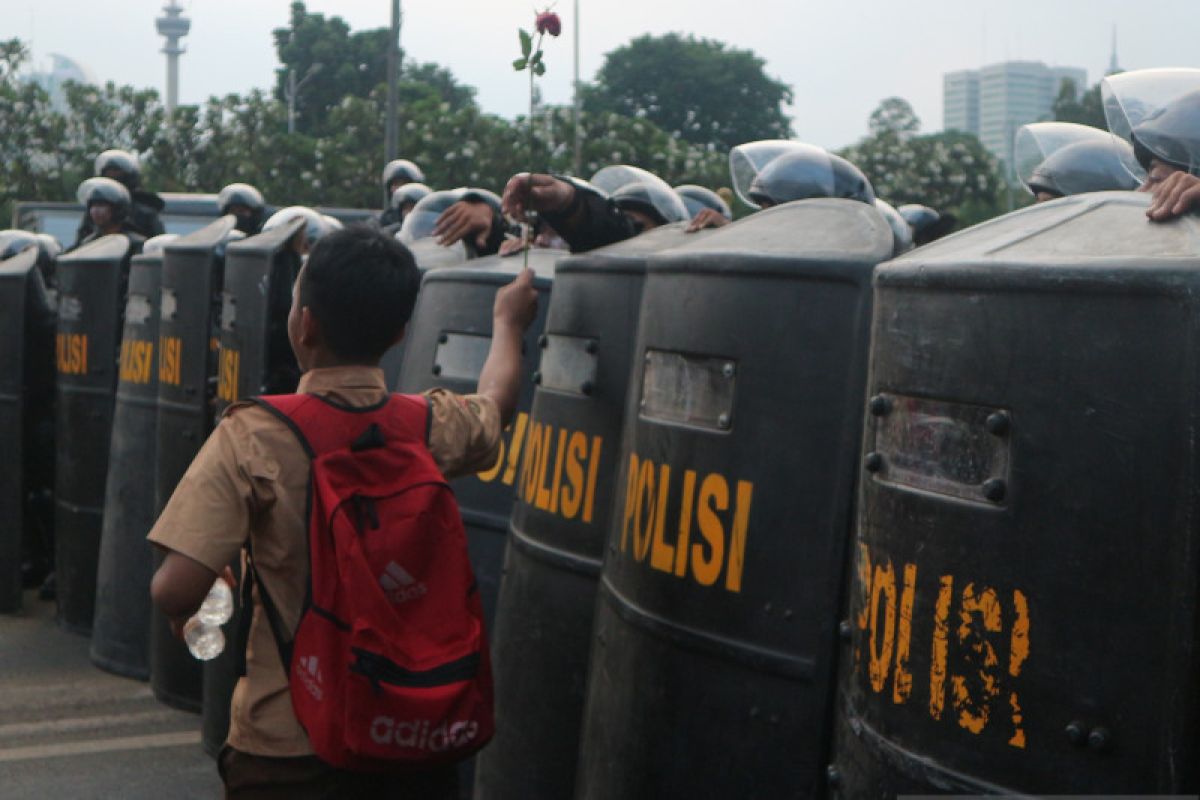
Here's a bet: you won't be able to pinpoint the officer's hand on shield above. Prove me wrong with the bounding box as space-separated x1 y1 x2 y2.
686 208 732 233
502 172 574 219
1144 171 1200 221
433 200 495 248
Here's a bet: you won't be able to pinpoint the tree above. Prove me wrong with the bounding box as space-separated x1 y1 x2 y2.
272 2 391 136
1052 78 1108 130
839 98 1008 227
584 33 793 152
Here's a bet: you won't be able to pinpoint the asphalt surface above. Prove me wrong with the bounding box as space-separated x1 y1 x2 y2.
0 590 221 799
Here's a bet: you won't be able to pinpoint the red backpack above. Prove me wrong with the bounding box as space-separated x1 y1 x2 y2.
243 392 494 770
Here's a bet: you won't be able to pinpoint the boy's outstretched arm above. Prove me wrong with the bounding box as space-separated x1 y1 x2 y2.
477 268 539 427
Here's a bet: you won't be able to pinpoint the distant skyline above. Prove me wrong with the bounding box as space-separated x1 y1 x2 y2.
10 0 1200 152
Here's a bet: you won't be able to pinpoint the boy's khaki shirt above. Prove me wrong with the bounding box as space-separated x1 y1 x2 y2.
147 366 501 756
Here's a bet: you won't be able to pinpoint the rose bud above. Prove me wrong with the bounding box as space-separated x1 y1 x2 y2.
535 11 562 37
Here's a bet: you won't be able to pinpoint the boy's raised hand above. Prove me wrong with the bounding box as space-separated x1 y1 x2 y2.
493 267 539 332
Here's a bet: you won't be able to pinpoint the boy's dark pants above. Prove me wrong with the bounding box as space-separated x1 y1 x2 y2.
219 746 458 799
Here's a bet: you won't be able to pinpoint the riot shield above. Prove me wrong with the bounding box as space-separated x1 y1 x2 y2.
830 192 1200 795
474 224 707 800
215 217 306 415
395 248 556 632
574 200 893 799
91 251 161 678
379 238 470 390
54 234 132 634
150 216 238 712
0 248 56 613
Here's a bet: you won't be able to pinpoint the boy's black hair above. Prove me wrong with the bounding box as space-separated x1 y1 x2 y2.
298 224 421 363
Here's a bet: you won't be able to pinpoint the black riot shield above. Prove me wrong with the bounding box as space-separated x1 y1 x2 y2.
830 192 1200 796
474 224 707 800
379 239 473 388
215 217 306 416
0 248 56 613
395 249 556 632
54 234 133 634
573 200 893 799
91 251 162 678
150 216 238 713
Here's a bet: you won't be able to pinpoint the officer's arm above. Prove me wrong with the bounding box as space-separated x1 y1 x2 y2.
541 185 638 252
477 269 538 426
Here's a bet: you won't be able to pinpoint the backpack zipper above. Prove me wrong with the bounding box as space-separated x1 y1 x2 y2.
350 647 480 691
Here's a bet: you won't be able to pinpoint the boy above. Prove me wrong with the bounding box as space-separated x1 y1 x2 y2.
149 225 538 797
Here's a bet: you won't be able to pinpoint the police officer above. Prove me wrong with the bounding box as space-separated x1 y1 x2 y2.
0 230 61 286
71 178 147 252
377 159 426 227
677 184 733 232
217 183 268 235
396 187 506 256
380 182 432 236
1014 122 1143 203
73 150 165 246
897 204 957 247
501 165 689 253
1131 90 1200 221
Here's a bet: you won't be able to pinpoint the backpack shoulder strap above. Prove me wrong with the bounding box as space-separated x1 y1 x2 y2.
252 392 430 456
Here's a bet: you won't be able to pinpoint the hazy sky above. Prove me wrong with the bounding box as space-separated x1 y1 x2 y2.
10 0 1200 150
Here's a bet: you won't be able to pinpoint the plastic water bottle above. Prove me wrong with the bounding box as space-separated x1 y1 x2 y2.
184 617 226 661
184 579 234 660
197 578 234 626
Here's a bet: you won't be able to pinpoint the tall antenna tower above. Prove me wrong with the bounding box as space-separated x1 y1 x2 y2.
156 0 191 114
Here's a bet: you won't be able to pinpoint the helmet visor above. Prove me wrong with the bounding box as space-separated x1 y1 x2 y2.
1102 68 1200 142
1016 122 1145 195
398 189 466 244
730 141 828 208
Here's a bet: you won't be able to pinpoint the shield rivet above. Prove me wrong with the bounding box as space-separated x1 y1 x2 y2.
986 411 1010 436
717 413 731 430
431 364 442 376
1087 727 1111 752
437 332 449 344
537 334 548 349
722 362 736 379
1065 721 1086 745
868 395 891 416
983 478 1007 502
586 339 598 354
532 371 542 385
864 452 884 473
581 381 594 396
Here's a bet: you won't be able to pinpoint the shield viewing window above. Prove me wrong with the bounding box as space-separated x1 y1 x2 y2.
433 331 491 383
639 349 737 432
870 393 1011 504
539 334 599 396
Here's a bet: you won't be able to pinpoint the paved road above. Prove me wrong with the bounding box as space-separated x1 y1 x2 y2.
0 590 221 799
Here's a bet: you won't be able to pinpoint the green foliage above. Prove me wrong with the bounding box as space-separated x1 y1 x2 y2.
839 99 1007 224
1052 78 1108 130
585 33 793 152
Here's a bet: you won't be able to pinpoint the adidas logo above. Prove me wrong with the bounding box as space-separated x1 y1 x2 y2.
369 716 479 752
297 654 323 701
378 561 428 605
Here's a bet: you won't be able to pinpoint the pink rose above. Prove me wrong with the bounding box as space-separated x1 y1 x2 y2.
535 11 561 37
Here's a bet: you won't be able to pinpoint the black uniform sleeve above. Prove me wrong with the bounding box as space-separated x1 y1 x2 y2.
540 182 639 253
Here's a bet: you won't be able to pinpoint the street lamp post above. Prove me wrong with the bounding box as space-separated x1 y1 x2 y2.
286 63 323 134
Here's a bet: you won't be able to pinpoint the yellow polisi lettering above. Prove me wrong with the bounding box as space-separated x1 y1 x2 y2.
56 333 88 375
851 544 1032 751
216 347 240 403
157 335 182 386
119 339 155 384
690 473 728 587
559 432 587 520
617 452 753 594
582 435 602 523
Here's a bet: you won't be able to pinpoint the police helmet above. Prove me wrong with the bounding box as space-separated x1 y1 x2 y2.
875 199 914 256
262 206 336 246
1015 122 1144 198
94 149 141 190
0 230 40 261
390 182 432 212
674 184 732 220
897 204 956 246
382 159 426 191
1102 68 1200 144
591 165 689 225
77 177 132 223
398 189 467 244
1131 90 1200 176
141 233 181 257
461 188 503 216
729 140 812 208
745 146 875 208
217 183 266 233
